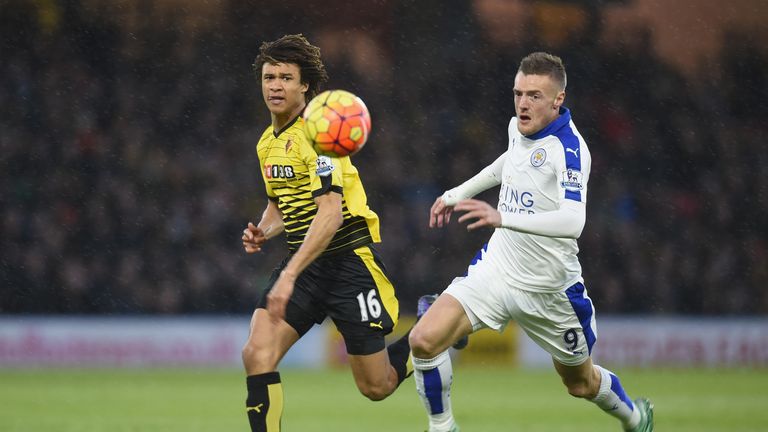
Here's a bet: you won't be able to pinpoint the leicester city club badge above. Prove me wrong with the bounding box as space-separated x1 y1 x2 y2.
531 148 547 167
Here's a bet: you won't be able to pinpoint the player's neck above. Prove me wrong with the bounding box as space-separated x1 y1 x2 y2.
271 103 306 134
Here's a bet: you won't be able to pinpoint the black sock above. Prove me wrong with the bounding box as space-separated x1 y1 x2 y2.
246 371 283 432
386 330 412 385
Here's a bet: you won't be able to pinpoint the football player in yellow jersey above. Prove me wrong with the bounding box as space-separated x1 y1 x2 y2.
239 34 412 432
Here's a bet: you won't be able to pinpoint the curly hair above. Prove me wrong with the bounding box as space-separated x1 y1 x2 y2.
519 52 567 91
253 34 329 101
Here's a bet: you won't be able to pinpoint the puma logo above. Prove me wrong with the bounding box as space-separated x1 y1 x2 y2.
369 321 383 329
565 147 579 158
247 403 264 413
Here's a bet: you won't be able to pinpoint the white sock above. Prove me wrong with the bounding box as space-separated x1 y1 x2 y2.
413 351 455 432
591 365 640 429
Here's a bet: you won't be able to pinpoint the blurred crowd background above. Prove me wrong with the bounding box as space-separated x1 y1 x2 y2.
2 0 767 316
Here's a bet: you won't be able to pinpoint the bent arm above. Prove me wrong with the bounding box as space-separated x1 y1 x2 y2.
500 199 586 239
442 152 506 206
258 199 285 239
282 191 343 277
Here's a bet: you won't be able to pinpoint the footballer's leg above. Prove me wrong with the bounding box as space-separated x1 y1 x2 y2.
409 293 472 432
554 359 653 431
348 348 406 400
524 283 653 432
331 245 413 400
417 294 469 350
333 314 412 400
333 299 412 400
242 308 300 432
242 257 325 432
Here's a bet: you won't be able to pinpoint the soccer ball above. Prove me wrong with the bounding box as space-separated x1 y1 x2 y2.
303 89 371 156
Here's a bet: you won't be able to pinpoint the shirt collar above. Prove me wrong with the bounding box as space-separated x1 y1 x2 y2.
524 107 571 140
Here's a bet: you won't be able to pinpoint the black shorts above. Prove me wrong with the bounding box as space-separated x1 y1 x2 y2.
256 245 400 355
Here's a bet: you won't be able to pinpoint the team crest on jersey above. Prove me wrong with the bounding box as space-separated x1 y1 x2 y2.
531 148 547 167
316 155 335 177
560 169 584 190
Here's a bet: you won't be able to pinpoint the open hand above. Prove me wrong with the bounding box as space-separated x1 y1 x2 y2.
454 199 502 230
429 196 454 228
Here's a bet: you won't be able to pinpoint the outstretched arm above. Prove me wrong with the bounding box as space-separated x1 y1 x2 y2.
430 152 505 228
441 152 505 206
455 199 586 239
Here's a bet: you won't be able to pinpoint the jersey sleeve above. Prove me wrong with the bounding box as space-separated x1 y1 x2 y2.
442 152 505 206
554 135 590 204
310 153 344 198
500 199 586 238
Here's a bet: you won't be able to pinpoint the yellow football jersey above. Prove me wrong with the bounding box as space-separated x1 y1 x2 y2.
256 115 381 256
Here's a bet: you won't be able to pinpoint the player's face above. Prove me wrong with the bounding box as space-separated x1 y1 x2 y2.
513 72 565 136
261 62 309 119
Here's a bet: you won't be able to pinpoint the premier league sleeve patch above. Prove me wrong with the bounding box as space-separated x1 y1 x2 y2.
316 155 336 177
560 169 584 191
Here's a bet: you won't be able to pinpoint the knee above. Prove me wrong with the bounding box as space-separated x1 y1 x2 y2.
408 326 441 358
357 381 392 401
241 338 277 373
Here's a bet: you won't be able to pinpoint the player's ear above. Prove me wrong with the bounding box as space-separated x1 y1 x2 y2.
553 90 565 110
300 82 309 94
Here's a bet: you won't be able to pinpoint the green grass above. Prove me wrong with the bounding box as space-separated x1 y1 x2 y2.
1 366 767 431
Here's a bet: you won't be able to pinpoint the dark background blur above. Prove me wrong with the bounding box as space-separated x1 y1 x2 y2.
2 0 767 316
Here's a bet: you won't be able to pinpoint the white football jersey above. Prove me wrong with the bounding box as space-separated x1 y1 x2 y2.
474 108 591 293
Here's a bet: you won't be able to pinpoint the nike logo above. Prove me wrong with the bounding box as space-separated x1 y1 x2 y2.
607 404 619 411
369 321 383 329
247 403 264 413
565 147 579 158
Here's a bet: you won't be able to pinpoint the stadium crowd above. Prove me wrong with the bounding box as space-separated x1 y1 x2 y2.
2 0 767 315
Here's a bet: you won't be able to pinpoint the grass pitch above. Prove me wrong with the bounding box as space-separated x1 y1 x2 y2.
1 366 766 431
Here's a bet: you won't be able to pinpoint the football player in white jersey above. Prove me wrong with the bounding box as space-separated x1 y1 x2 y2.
409 52 654 432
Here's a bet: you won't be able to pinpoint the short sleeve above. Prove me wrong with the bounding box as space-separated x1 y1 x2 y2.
311 154 344 198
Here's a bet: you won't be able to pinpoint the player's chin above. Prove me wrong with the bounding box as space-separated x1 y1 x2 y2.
267 101 290 114
517 125 533 135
